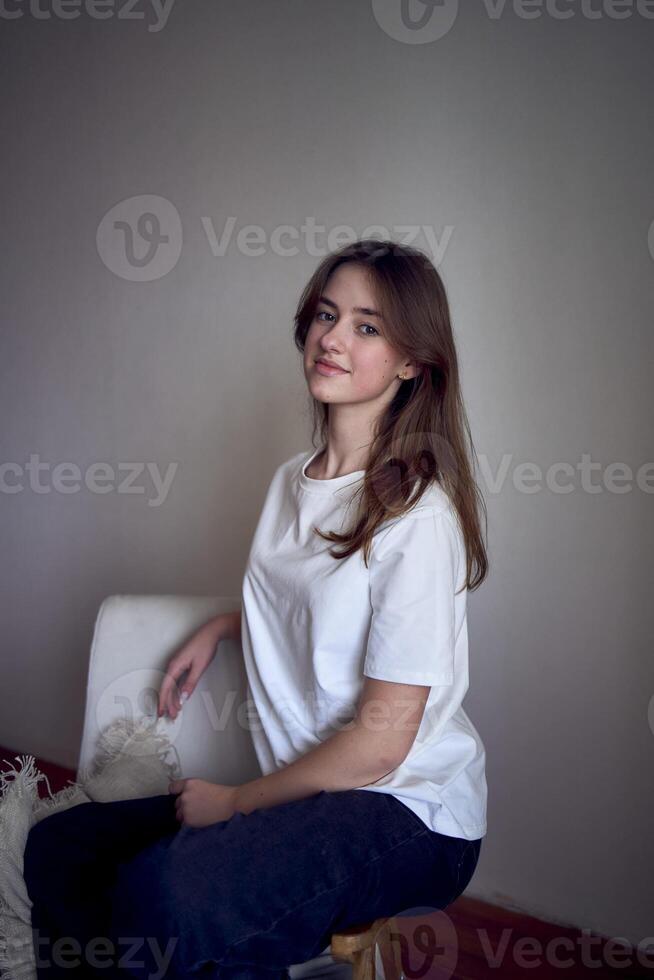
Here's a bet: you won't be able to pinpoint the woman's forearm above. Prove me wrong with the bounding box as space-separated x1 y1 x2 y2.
233 719 397 815
201 609 241 647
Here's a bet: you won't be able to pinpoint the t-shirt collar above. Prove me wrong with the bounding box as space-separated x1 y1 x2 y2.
298 448 366 496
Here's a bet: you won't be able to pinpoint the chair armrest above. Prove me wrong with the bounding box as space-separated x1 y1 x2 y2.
77 594 262 785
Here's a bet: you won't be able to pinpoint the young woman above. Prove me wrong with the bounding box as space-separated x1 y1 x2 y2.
23 239 488 979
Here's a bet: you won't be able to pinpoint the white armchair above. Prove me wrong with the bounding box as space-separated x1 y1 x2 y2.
77 595 367 979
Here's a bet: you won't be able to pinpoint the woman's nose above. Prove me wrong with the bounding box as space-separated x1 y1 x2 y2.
321 321 350 347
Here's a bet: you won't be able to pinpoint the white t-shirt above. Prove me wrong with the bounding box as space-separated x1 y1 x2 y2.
239 448 488 840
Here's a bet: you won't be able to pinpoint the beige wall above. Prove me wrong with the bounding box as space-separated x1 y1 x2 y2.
1 0 652 954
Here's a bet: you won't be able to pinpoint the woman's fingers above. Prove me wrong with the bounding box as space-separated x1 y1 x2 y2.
158 674 173 717
161 689 180 719
158 657 190 718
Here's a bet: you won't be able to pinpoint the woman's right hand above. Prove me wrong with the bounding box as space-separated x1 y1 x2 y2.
157 626 219 720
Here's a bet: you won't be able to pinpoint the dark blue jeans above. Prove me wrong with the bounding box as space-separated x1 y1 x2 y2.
23 788 481 979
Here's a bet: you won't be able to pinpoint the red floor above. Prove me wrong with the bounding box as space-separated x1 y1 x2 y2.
1 743 651 978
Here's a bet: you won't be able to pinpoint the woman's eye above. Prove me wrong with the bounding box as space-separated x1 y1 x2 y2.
315 311 378 337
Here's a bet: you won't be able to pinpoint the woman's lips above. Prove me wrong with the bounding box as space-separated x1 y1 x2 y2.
314 360 348 376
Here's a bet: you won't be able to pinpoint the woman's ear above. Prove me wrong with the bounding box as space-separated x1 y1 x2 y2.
401 362 420 381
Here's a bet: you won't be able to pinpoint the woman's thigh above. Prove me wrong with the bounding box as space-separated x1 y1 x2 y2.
23 794 181 978
107 788 469 978
24 792 180 898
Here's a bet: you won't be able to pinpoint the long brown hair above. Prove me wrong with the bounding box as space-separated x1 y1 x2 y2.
293 239 488 593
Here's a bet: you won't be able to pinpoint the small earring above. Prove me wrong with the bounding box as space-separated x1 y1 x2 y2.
398 372 406 381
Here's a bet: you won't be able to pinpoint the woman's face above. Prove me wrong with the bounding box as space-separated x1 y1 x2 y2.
303 263 414 408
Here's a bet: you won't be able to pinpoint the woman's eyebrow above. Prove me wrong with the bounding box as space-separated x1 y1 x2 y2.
318 294 385 322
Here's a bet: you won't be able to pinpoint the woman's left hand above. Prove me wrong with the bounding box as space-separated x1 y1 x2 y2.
168 778 239 828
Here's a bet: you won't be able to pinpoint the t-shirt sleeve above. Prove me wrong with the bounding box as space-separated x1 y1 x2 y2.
363 509 462 686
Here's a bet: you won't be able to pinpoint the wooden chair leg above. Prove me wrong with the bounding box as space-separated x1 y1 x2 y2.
373 918 405 979
331 915 418 979
351 944 376 980
330 917 389 979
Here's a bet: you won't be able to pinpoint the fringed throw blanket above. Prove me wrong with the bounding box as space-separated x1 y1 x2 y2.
0 717 181 980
